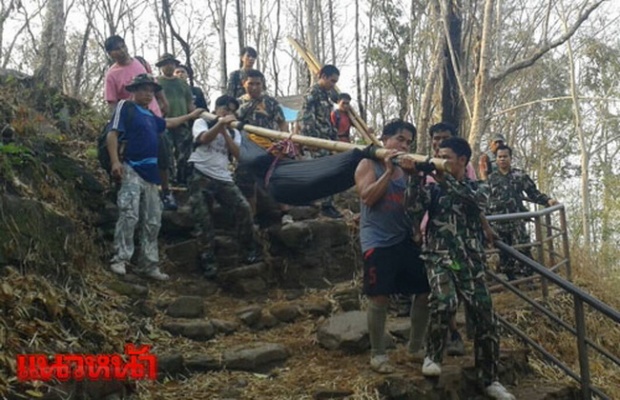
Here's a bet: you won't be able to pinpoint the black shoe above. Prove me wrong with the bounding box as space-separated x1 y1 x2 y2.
243 248 263 265
199 252 218 279
321 205 343 219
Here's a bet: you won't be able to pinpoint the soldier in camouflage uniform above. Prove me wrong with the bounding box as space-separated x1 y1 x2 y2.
299 64 341 218
227 47 257 99
234 69 293 223
478 134 506 180
188 95 262 278
487 145 558 280
406 137 515 400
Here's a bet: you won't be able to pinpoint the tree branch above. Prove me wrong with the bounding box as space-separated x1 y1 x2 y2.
490 0 606 84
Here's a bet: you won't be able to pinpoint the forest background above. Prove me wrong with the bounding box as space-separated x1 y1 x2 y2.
2 0 619 277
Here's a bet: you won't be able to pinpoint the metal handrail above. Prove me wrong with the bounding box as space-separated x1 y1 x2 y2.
495 241 620 323
486 203 565 222
493 240 620 400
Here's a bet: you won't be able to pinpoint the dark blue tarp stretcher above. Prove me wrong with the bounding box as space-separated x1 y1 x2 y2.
238 133 372 205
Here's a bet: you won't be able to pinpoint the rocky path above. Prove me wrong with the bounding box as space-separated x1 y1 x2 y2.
94 193 579 400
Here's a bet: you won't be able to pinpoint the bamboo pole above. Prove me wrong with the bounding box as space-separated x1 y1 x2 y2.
287 37 383 148
201 111 450 171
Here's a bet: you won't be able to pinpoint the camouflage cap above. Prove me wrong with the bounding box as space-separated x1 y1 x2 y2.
125 73 162 93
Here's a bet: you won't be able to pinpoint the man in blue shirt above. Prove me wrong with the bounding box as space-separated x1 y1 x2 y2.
107 73 204 280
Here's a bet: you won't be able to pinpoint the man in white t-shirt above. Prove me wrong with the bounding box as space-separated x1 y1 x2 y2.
188 95 262 278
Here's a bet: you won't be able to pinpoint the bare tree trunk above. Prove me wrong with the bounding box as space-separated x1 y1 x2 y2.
0 0 18 62
441 0 463 126
305 0 317 63
34 0 67 89
271 0 281 95
235 0 245 54
255 0 264 71
161 0 193 83
467 0 493 158
565 32 591 247
318 0 326 63
328 0 336 64
72 18 92 97
208 0 229 92
355 0 364 120
417 37 443 154
363 0 375 122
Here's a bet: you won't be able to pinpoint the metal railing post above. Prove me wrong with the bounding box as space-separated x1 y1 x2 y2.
533 215 548 299
559 207 572 280
574 297 591 400
545 212 558 274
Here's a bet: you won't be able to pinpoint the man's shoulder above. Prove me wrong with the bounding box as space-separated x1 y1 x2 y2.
263 95 281 107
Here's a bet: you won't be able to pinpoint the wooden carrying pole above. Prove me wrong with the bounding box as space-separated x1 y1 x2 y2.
201 112 449 171
287 37 382 148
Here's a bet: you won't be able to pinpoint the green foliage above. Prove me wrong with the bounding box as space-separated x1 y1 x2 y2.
0 143 35 184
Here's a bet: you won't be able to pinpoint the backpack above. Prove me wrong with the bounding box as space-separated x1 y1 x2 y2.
134 55 152 73
97 100 137 175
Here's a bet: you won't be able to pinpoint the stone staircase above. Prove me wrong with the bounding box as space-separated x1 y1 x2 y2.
93 190 580 400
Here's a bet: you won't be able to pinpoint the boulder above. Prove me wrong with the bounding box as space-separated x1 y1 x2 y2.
105 281 148 299
161 320 215 341
211 319 240 335
316 311 369 353
165 240 200 274
166 296 205 319
269 303 301 323
288 206 320 221
185 354 222 372
160 205 195 237
332 286 361 312
303 299 333 317
222 342 289 372
0 194 76 268
258 311 280 329
237 305 263 327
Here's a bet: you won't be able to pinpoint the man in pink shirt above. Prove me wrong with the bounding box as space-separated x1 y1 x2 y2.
104 35 177 210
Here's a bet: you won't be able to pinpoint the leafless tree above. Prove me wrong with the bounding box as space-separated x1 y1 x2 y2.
34 0 67 88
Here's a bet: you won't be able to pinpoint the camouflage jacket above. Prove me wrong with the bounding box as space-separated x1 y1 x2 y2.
487 168 550 215
237 94 286 148
227 69 248 99
406 173 488 265
299 84 338 140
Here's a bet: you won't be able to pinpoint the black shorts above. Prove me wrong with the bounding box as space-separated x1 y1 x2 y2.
157 132 172 170
363 239 430 296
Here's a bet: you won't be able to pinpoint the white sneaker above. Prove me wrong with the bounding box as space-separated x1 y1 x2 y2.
110 261 126 275
422 357 441 377
370 355 395 374
281 214 294 225
141 269 170 281
485 381 516 400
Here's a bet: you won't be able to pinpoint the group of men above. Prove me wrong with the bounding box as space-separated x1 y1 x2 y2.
102 38 354 281
101 35 556 398
357 121 558 399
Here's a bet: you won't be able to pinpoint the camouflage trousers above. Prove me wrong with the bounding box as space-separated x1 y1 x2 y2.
111 165 162 273
424 252 499 384
166 126 193 185
188 170 255 255
494 221 533 279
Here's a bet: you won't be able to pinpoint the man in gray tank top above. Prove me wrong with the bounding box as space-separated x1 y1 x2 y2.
354 119 430 374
